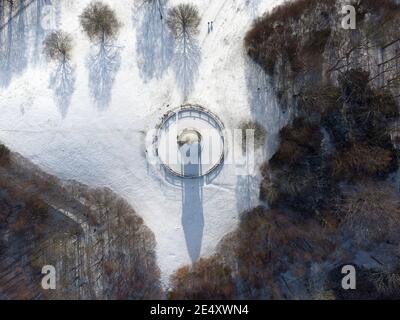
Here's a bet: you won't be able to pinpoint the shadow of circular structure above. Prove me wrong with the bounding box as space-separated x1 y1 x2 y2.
155 104 225 179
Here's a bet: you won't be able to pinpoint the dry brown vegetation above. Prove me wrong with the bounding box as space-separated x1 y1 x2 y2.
169 257 235 300
245 0 400 83
298 85 342 120
169 207 336 299
335 180 400 244
328 263 400 300
0 150 162 299
269 118 322 168
331 144 394 180
260 117 335 215
245 0 335 75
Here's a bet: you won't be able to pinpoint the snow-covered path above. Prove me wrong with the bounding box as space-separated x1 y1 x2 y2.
0 0 287 285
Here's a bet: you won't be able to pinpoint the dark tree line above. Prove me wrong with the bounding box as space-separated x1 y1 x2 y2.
169 0 400 300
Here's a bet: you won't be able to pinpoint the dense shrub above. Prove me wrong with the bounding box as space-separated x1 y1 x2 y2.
166 4 200 40
244 0 334 75
331 144 395 180
169 256 235 300
0 151 162 299
261 165 333 215
340 70 398 115
335 180 400 244
269 118 322 168
299 69 399 153
169 207 335 299
354 0 400 22
232 207 333 297
261 117 336 215
240 0 400 299
298 84 342 120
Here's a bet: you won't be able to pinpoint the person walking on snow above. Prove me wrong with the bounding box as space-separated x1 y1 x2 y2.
210 21 214 32
208 22 210 33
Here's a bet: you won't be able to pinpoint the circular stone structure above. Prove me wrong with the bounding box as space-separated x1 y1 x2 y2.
156 104 225 178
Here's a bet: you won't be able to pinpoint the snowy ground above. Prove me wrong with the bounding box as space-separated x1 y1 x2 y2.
0 0 287 286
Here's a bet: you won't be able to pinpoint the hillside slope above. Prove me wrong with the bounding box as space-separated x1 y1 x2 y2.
0 143 162 299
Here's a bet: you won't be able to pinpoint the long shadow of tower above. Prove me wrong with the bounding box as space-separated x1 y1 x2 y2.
180 137 204 263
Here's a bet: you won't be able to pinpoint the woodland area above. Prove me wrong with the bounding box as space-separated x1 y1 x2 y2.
0 144 162 299
169 0 400 300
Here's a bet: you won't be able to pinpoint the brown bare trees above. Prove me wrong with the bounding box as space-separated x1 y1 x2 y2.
166 3 201 99
169 257 235 300
80 1 121 43
335 181 400 244
166 4 200 40
0 149 162 299
331 144 394 179
43 31 73 62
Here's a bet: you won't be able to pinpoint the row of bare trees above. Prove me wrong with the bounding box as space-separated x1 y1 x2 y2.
42 1 201 112
136 0 201 99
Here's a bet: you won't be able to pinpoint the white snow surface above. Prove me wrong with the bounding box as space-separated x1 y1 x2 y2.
0 0 288 286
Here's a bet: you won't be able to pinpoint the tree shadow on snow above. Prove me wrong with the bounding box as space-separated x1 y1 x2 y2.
236 60 290 214
32 0 53 65
245 59 289 157
49 60 76 118
181 145 204 263
87 43 121 110
173 35 201 101
135 0 174 82
235 175 262 214
246 0 262 18
0 2 28 88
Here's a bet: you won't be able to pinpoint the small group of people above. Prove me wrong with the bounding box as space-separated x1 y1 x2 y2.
207 21 214 33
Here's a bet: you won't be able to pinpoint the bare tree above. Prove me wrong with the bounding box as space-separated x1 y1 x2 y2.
44 31 76 117
166 4 200 40
79 2 121 109
166 4 201 100
80 1 121 43
43 31 73 62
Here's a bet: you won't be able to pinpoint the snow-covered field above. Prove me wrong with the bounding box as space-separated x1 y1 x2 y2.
0 0 287 285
